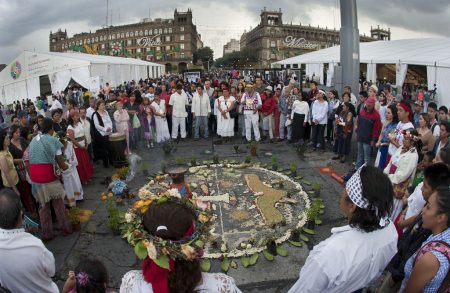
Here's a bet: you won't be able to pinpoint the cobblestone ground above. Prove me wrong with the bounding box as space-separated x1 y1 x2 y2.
46 136 357 291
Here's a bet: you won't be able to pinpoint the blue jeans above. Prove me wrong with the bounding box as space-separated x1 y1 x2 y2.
194 116 209 139
131 127 141 149
279 114 292 140
356 142 372 169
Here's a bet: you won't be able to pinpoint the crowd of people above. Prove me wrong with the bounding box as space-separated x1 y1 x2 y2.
0 71 449 292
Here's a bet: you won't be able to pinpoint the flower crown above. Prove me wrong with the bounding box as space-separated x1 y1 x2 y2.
402 129 420 142
122 186 214 269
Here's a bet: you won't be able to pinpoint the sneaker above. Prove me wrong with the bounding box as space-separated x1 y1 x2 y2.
147 143 150 149
150 143 154 148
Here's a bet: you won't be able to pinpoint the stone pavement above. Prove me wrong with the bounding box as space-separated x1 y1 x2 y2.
47 137 356 292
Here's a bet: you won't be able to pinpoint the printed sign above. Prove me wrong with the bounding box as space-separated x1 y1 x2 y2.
137 35 162 47
283 36 318 49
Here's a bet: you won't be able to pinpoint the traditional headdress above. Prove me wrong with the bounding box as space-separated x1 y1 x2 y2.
122 187 213 293
346 165 389 227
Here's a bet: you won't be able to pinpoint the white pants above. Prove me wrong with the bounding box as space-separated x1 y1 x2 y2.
244 113 260 142
172 116 186 139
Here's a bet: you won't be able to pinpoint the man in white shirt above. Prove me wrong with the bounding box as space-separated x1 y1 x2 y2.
0 189 59 293
86 96 96 120
192 84 211 140
240 84 262 142
289 165 397 293
204 80 214 98
49 95 63 112
169 83 189 140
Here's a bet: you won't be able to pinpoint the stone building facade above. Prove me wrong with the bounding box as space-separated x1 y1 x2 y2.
223 39 240 56
49 9 203 72
240 8 391 67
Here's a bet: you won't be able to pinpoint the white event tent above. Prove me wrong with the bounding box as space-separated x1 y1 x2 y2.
0 50 165 105
273 38 450 107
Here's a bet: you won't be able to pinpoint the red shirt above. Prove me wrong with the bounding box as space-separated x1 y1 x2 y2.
261 96 276 115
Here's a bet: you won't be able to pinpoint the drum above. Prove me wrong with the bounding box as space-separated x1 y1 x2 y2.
109 133 128 168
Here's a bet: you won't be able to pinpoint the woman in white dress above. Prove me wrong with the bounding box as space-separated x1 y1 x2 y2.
59 135 83 207
114 101 131 155
150 92 170 143
216 87 236 140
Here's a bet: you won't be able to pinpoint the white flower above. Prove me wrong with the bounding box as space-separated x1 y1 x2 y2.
146 241 157 260
168 188 181 198
124 212 135 223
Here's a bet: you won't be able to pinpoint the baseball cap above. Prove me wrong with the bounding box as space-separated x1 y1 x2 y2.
265 86 273 92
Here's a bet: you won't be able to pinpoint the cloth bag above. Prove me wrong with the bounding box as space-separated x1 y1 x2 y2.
132 114 141 129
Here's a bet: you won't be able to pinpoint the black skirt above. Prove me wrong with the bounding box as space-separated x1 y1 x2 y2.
292 113 305 141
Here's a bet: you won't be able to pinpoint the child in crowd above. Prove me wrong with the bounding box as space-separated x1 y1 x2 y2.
142 106 154 148
59 131 83 207
62 258 115 293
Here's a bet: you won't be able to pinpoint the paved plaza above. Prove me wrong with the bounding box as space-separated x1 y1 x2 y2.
46 138 353 292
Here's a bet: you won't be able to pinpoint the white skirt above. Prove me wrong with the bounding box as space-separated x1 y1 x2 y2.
217 113 234 137
154 116 171 143
62 167 84 206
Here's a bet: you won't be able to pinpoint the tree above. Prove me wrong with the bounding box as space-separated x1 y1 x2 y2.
214 48 258 69
193 47 214 68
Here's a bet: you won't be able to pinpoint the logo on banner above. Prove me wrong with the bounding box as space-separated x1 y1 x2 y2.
283 36 318 49
137 35 162 47
10 61 22 80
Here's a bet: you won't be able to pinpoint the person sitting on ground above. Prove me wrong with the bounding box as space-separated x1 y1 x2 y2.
0 189 59 293
120 201 242 293
400 186 450 292
288 165 397 293
62 258 116 293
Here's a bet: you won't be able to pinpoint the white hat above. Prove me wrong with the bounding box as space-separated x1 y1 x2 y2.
265 86 273 92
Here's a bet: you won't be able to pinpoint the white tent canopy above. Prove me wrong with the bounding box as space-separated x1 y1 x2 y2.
0 50 165 105
273 38 450 107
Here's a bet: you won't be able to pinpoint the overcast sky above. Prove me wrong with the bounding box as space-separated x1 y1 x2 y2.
1 0 449 64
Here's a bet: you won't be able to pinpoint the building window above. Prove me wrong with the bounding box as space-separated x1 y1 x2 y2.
126 32 129 37
154 29 158 34
180 43 185 50
158 28 162 34
180 35 184 41
137 48 141 53
101 44 105 49
156 46 160 51
148 29 152 35
164 28 168 34
270 41 276 47
156 37 161 42
165 36 170 42
100 36 103 41
135 31 139 36
180 26 185 32
166 45 171 50
52 39 56 43
145 30 148 36
121 33 125 38
181 52 185 58
169 28 173 33
127 39 132 45
130 32 134 37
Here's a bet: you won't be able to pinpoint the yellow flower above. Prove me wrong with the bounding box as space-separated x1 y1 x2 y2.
198 213 209 224
134 200 145 209
108 192 114 198
181 244 197 261
146 241 158 260
101 192 106 197
101 195 107 201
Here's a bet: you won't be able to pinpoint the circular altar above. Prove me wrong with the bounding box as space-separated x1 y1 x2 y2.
137 162 311 260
